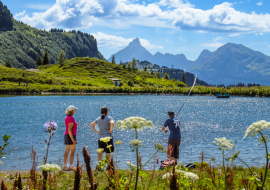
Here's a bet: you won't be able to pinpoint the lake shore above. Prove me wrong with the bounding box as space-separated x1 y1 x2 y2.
0 91 264 97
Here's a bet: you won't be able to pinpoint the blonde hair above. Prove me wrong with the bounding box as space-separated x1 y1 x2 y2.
65 109 75 116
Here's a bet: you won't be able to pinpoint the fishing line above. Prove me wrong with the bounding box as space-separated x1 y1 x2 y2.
175 77 197 117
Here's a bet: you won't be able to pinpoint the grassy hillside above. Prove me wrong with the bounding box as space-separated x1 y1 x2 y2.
0 19 104 69
1 57 270 96
0 57 189 93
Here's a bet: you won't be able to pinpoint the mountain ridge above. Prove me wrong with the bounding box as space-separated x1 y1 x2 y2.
109 39 270 85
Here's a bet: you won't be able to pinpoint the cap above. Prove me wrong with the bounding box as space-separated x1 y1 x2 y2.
67 105 78 111
168 110 174 115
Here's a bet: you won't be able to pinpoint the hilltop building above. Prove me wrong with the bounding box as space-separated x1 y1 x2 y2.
110 78 121 87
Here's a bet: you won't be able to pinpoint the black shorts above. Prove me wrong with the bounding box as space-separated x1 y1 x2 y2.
98 139 114 153
64 134 77 145
167 139 181 159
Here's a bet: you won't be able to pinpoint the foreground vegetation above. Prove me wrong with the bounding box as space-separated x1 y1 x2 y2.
1 57 270 96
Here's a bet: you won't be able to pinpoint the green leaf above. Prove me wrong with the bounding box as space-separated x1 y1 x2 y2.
3 135 11 142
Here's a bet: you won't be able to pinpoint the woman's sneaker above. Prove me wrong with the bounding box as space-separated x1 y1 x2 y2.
63 166 69 171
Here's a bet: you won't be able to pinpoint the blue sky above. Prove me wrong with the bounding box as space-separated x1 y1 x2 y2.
3 0 270 61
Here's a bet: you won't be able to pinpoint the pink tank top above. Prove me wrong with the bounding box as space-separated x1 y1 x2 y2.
65 116 77 136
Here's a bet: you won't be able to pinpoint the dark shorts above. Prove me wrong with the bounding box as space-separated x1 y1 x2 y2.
167 139 181 159
98 139 114 153
64 134 77 145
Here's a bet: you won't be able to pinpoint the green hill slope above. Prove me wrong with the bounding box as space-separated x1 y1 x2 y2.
0 57 187 93
0 19 104 69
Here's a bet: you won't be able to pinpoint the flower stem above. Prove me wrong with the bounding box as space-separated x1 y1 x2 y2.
259 131 268 190
141 150 158 170
135 128 139 190
236 157 253 175
44 132 52 164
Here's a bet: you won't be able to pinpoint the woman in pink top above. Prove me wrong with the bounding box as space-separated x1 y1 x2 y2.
63 105 78 171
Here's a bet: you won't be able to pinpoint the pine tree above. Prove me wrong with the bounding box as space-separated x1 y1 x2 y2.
58 50 66 66
4 61 11 68
144 66 147 71
156 72 161 79
36 56 43 66
112 55 116 64
181 73 187 84
164 71 169 79
151 70 154 75
131 58 137 69
42 50 50 65
119 60 123 65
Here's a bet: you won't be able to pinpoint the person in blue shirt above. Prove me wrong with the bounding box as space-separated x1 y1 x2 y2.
162 110 181 163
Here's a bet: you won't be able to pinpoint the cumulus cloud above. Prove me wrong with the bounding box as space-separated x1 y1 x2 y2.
14 0 270 33
257 1 263 6
201 43 224 48
91 32 163 49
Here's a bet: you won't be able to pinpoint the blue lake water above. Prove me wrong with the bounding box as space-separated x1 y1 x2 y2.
0 95 270 171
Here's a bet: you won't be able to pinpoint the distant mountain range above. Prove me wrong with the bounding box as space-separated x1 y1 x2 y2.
108 38 270 86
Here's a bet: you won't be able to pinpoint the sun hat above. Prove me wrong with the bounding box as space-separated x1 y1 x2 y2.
168 110 174 115
67 105 78 111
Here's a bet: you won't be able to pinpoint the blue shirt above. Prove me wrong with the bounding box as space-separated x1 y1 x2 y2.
164 117 181 140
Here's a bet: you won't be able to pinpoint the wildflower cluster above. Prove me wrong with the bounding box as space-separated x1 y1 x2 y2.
100 137 112 143
229 151 240 162
162 170 199 180
213 137 234 150
96 148 104 153
115 140 123 145
129 139 143 147
44 121 58 132
244 120 270 139
38 164 61 172
116 117 153 131
126 161 137 169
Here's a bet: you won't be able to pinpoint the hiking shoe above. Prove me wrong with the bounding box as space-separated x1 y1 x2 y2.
69 166 76 171
63 166 69 171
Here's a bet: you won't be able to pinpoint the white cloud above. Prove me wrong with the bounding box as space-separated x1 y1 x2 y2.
213 37 223 42
14 10 27 20
91 32 163 49
228 33 240 36
201 43 224 48
256 1 263 6
25 3 53 10
239 1 244 3
255 32 264 35
268 45 270 47
14 0 270 34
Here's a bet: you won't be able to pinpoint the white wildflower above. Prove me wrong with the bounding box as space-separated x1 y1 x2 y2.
213 137 234 150
129 139 143 146
115 140 123 145
116 117 154 131
38 164 61 172
96 148 104 153
162 172 172 179
244 120 270 139
184 172 199 180
100 137 112 143
126 161 137 169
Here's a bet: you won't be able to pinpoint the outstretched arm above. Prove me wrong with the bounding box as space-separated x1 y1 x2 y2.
162 126 168 133
90 122 99 134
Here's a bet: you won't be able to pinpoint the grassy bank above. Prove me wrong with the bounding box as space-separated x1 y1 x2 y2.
1 57 270 96
0 158 268 189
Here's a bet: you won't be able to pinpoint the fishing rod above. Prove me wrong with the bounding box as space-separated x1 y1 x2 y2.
175 77 197 117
